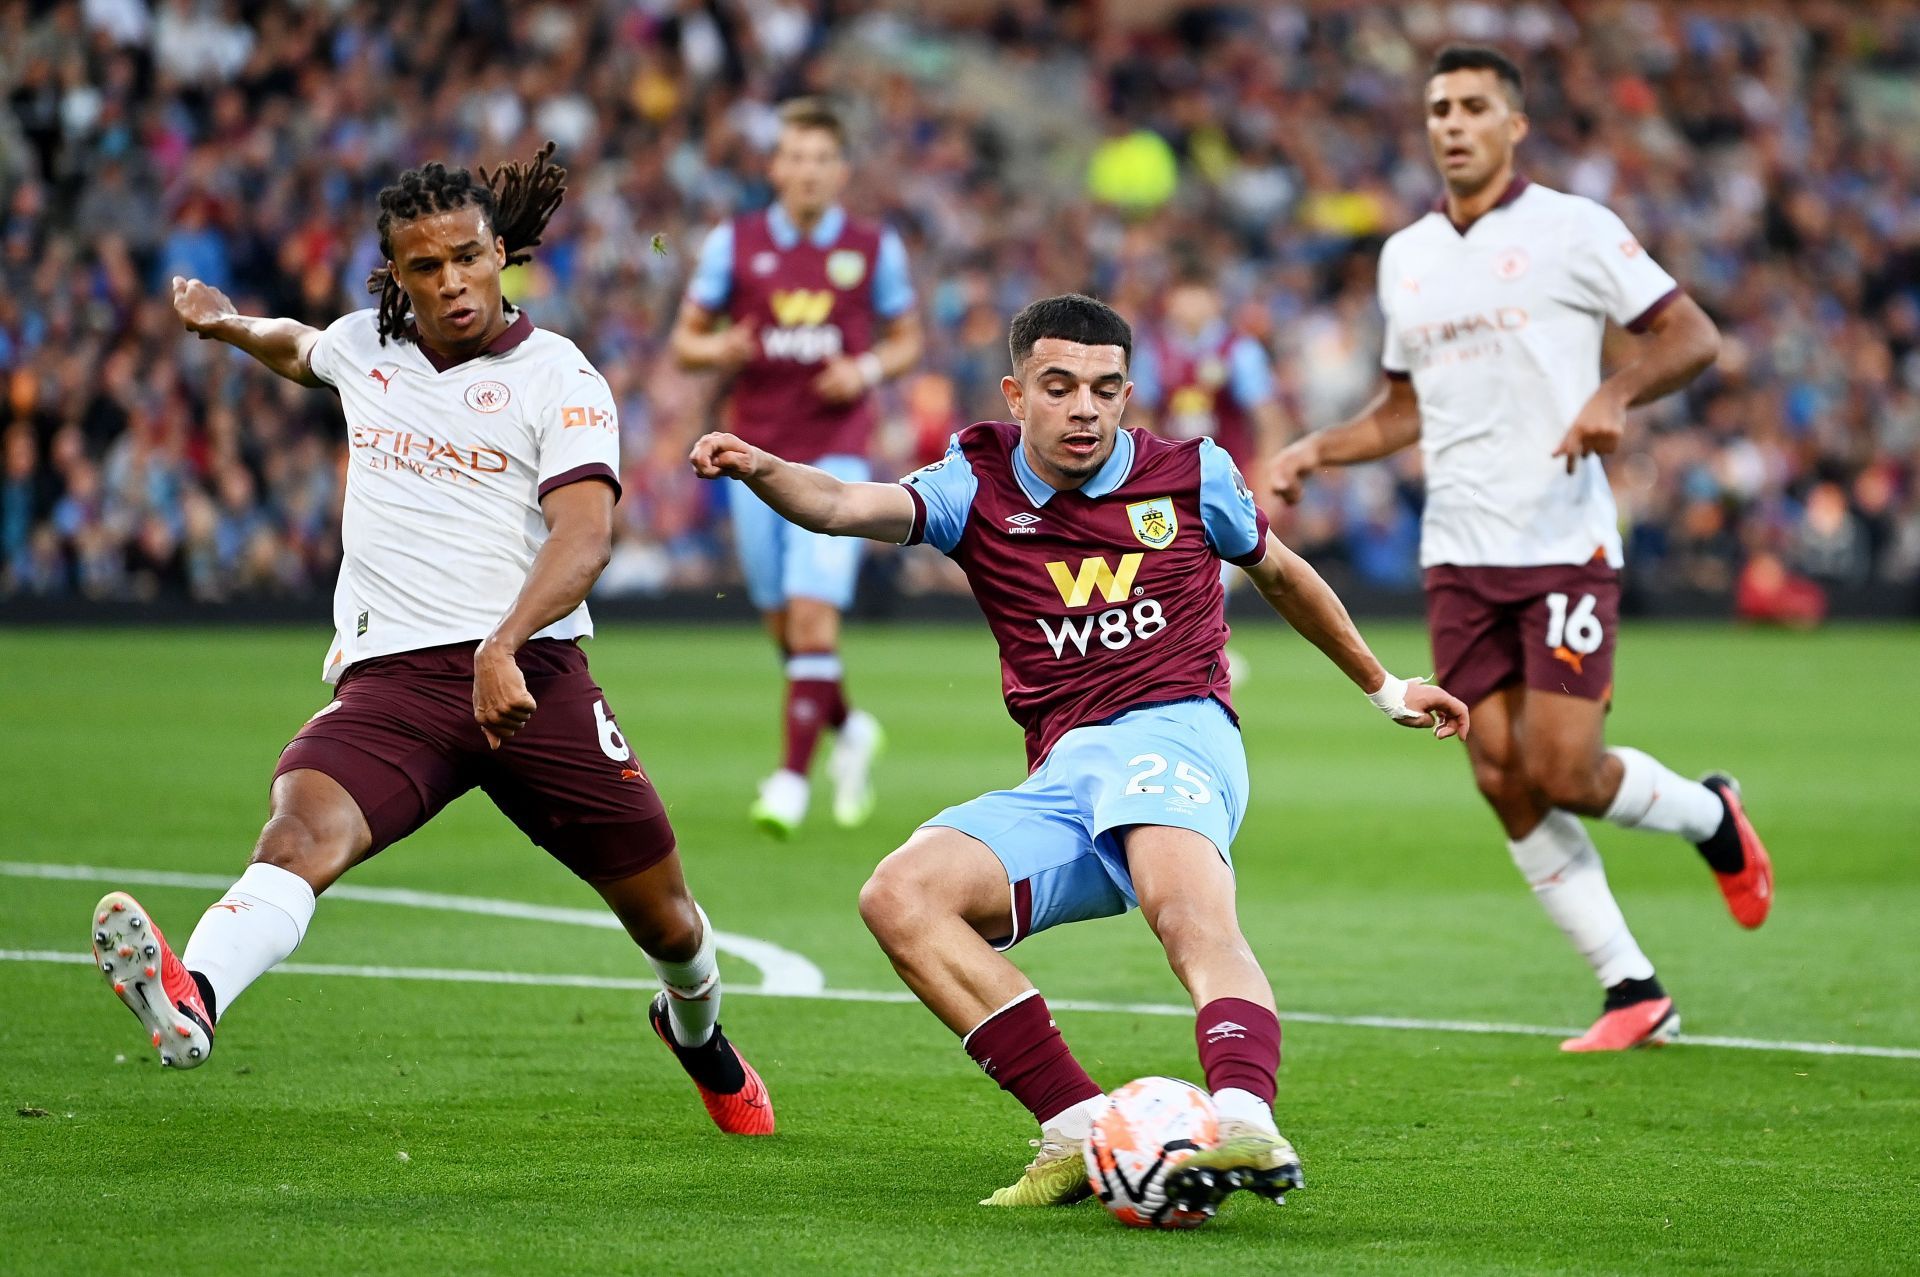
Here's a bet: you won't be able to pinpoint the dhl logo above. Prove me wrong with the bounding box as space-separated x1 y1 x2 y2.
769 288 834 328
1046 553 1142 607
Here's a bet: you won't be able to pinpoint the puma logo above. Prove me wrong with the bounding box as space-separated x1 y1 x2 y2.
1552 645 1585 675
369 368 398 392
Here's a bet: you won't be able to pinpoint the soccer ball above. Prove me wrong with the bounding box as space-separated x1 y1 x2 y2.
1084 1076 1220 1229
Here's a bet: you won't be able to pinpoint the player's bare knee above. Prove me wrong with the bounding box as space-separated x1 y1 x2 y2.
857 860 922 946
249 813 338 888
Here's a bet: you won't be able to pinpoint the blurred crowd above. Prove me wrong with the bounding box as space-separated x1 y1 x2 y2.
2 0 1918 613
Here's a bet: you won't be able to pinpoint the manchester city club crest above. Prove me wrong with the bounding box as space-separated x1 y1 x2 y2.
1126 497 1178 549
826 249 867 289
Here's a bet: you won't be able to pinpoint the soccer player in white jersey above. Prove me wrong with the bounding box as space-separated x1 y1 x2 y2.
1272 47 1774 1052
87 147 775 1133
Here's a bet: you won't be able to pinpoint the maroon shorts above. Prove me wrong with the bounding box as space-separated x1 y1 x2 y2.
1424 561 1620 710
274 640 675 883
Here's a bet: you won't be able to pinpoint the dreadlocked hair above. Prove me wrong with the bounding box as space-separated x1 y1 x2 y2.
367 141 569 343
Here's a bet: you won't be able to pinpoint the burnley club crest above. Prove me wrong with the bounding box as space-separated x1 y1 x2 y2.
1126 497 1178 550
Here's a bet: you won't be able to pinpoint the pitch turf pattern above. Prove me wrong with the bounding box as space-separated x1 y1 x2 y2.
2 624 1916 1274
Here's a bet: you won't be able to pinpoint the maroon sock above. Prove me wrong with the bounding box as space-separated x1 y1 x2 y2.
1196 998 1281 1105
781 677 840 774
822 678 850 731
963 992 1104 1124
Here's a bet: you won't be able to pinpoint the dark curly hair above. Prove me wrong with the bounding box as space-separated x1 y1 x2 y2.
368 142 569 343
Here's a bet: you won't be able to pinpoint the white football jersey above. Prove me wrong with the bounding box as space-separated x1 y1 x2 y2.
1379 179 1679 568
307 308 620 683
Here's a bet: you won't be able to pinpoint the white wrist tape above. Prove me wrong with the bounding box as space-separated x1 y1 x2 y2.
1366 673 1415 721
856 352 884 387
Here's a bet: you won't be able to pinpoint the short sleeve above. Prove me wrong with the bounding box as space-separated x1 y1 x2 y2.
684 222 735 312
1566 201 1680 330
898 435 977 554
1198 438 1269 567
536 364 623 502
306 311 368 387
1376 243 1412 379
871 227 915 319
1227 335 1275 406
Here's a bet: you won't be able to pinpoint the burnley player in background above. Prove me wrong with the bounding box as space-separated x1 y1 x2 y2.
672 98 923 839
692 295 1467 1213
1272 46 1774 1052
91 147 774 1135
1132 262 1292 681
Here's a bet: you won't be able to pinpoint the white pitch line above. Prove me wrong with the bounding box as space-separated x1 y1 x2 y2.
6 948 1917 1062
0 860 824 996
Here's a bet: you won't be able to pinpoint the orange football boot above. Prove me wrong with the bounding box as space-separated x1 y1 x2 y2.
1560 995 1679 1052
91 891 214 1069
649 992 775 1135
1701 774 1773 929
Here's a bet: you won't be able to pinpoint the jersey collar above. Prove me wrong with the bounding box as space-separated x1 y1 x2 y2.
1012 428 1136 507
1434 173 1530 235
768 203 847 250
412 308 535 373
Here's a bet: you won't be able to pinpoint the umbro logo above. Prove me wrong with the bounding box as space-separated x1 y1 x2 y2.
1005 512 1041 535
1204 1020 1248 1043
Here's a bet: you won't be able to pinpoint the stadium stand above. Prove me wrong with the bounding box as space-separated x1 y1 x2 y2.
1 1 1916 616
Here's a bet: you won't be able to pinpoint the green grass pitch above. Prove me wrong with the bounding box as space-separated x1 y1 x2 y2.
2 621 1917 1274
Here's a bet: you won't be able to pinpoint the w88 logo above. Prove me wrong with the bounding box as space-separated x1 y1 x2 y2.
1036 598 1168 659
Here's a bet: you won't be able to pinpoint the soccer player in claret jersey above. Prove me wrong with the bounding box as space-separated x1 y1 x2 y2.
672 98 924 839
691 295 1469 1213
1272 46 1775 1052
89 147 773 1135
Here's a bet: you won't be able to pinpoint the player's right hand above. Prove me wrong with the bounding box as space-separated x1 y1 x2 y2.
689 432 760 480
171 276 236 338
1269 439 1319 505
714 321 758 371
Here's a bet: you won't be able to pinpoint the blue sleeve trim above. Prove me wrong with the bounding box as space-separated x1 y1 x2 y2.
1197 439 1264 564
1228 335 1275 405
872 228 915 319
685 223 735 311
899 435 976 555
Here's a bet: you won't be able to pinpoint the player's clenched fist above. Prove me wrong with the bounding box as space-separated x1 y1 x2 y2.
472 640 538 749
171 276 238 338
689 432 762 480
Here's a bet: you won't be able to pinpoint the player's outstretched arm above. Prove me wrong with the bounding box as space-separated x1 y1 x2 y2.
472 479 616 748
171 276 325 388
1553 294 1719 472
1270 376 1420 504
688 431 915 543
1240 531 1468 740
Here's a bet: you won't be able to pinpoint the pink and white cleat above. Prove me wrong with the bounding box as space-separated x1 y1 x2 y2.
90 891 213 1069
1560 995 1679 1053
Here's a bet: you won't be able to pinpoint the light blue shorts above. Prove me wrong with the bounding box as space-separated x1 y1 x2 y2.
924 697 1249 948
726 454 870 612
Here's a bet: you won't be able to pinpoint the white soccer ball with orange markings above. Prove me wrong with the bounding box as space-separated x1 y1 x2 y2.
1084 1076 1220 1229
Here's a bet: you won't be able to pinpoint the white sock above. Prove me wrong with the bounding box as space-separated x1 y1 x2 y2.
647 905 720 1047
1042 1095 1106 1144
1212 1087 1279 1134
180 862 316 1021
1508 810 1655 987
1604 747 1725 843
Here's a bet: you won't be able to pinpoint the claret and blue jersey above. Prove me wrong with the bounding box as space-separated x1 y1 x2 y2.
900 420 1271 946
901 420 1269 769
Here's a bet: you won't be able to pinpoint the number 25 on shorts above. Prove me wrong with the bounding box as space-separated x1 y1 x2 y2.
1125 753 1213 804
1544 592 1603 655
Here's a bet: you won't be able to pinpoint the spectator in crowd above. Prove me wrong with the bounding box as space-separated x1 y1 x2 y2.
0 0 1916 613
